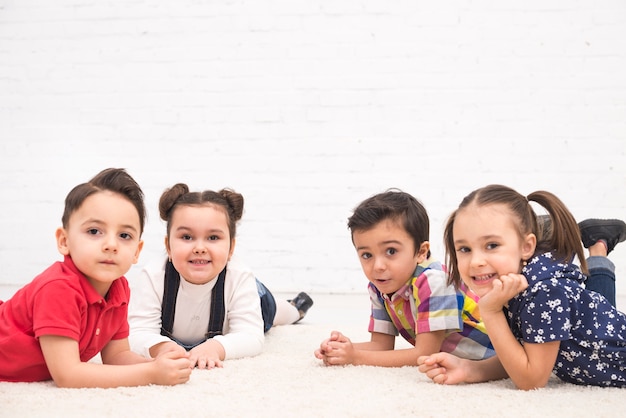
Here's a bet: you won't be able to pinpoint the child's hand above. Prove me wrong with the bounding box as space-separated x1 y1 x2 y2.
479 273 528 314
314 331 339 362
150 340 187 359
189 340 224 369
160 341 188 356
152 350 192 386
315 331 355 366
314 330 343 361
417 353 468 385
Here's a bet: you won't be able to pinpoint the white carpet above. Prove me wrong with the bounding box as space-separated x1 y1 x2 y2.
2 292 626 417
2 320 626 418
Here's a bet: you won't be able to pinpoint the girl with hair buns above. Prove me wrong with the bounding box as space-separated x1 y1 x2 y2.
128 184 313 368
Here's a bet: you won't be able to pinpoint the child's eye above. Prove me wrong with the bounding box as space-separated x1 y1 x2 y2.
386 248 397 256
486 243 499 250
182 234 192 241
87 228 100 236
120 232 133 240
456 246 470 254
360 252 372 260
208 235 220 241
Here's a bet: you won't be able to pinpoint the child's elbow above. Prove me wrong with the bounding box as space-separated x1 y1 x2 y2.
52 374 80 388
514 377 550 391
251 334 265 356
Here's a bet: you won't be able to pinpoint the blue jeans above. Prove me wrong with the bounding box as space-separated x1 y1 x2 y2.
585 256 616 307
256 279 277 332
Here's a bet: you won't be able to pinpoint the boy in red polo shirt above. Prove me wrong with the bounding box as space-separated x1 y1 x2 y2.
0 168 191 388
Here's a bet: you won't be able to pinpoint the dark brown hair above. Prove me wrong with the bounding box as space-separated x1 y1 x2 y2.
444 184 587 288
348 189 431 258
159 183 244 240
61 168 146 234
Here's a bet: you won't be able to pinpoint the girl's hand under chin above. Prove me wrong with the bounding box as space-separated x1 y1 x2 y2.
478 273 528 314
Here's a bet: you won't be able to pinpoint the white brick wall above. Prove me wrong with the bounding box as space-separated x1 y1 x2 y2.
1 1 625 296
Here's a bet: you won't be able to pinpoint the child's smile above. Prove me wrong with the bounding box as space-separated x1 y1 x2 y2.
189 259 210 265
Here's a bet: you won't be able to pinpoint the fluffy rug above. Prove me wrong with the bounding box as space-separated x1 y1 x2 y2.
2 322 624 418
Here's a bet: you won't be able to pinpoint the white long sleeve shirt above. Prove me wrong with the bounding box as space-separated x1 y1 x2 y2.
128 256 264 360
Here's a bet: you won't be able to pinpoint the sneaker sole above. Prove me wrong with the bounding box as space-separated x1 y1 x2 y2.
578 219 626 242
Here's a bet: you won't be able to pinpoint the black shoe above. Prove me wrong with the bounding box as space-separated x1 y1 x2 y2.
288 292 314 322
578 219 626 255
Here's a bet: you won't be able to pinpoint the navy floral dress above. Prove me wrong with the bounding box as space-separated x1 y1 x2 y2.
505 252 626 387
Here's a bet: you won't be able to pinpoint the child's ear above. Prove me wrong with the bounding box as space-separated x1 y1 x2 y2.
55 227 70 256
164 235 171 257
228 238 236 260
522 233 537 260
416 241 430 263
133 240 144 264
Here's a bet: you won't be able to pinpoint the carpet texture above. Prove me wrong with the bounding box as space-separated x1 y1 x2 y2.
1 322 624 418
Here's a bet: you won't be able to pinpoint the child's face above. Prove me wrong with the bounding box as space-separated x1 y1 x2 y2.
452 203 536 298
56 191 144 297
352 219 428 295
166 204 234 285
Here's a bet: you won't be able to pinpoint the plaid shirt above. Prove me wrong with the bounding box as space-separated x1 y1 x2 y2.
368 258 494 360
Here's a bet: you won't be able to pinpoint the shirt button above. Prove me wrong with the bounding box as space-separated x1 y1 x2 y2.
95 328 100 336
398 310 403 315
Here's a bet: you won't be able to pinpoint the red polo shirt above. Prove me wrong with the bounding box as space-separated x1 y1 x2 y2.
0 256 130 382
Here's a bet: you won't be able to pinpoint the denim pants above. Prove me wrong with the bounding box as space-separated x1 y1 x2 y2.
585 256 616 307
256 279 277 333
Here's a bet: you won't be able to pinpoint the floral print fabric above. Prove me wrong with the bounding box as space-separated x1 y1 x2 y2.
506 252 626 387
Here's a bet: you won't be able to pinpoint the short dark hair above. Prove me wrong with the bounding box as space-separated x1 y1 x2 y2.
348 189 431 258
61 168 146 234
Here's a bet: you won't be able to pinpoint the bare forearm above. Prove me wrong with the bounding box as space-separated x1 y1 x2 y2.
482 311 548 389
352 347 419 367
103 348 151 365
352 340 393 352
464 355 508 383
351 331 444 367
41 335 190 388
53 362 158 388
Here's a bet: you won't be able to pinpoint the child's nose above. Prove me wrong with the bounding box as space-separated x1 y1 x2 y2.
103 236 118 253
470 251 486 267
193 243 207 254
373 257 386 271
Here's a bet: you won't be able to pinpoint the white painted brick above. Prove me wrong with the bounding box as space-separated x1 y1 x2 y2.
0 1 625 298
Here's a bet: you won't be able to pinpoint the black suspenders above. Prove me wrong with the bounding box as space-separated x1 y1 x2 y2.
160 260 226 340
